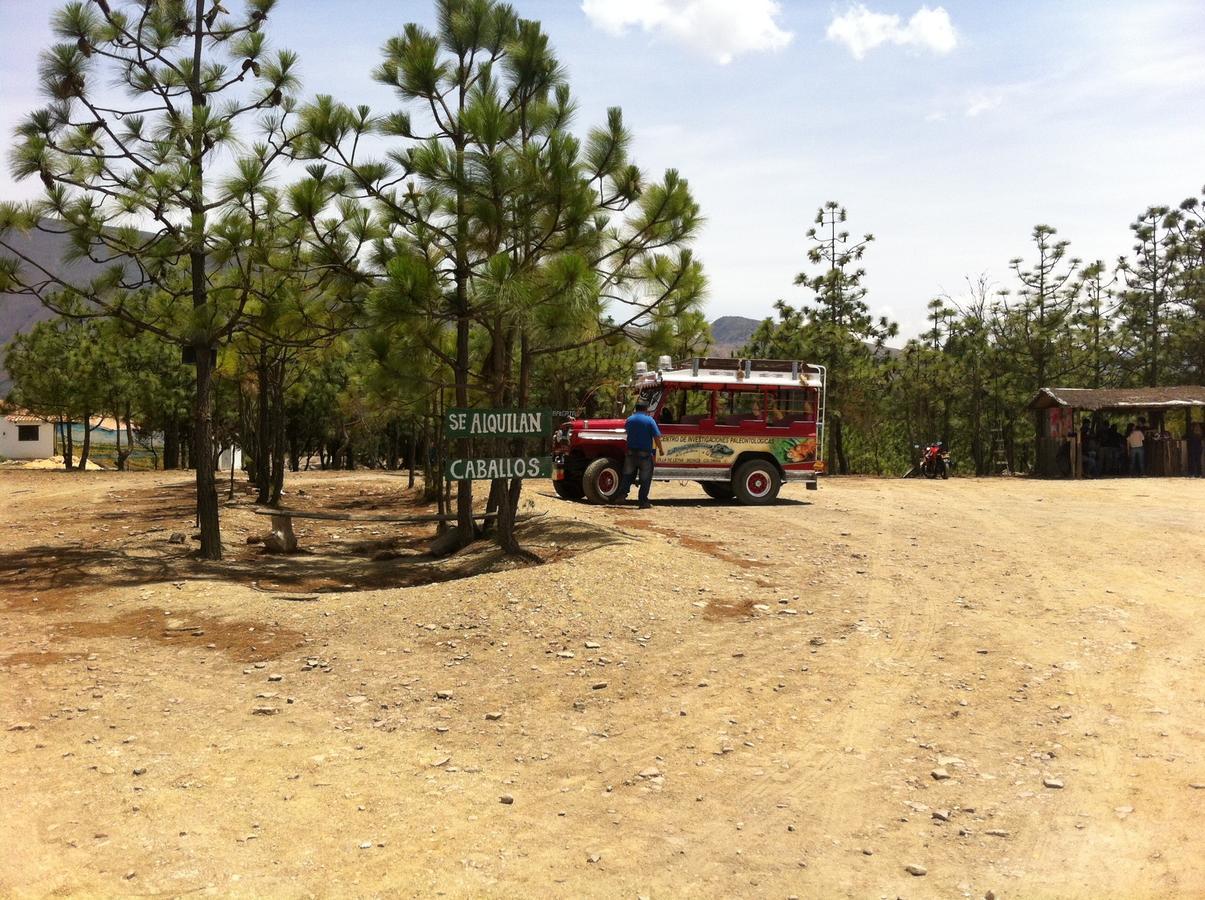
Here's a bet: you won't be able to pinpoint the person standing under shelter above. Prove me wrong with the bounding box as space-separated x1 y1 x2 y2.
614 400 664 509
1126 421 1145 476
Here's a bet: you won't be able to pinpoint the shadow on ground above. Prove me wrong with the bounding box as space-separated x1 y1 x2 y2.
1 480 626 612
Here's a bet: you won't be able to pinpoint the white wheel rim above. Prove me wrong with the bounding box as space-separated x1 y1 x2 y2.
598 467 619 496
746 470 771 498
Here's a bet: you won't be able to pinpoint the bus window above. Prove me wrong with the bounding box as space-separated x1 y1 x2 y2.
717 389 764 425
770 389 815 424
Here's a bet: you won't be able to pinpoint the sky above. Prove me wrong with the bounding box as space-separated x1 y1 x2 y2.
1 0 1204 339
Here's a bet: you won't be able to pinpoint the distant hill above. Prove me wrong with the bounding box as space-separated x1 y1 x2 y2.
707 313 901 360
708 315 762 356
0 225 135 394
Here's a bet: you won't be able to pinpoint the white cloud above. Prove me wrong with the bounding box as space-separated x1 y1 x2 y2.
826 4 957 60
581 0 793 65
964 91 1003 117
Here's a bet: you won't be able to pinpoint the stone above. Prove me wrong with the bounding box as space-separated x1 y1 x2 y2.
585 642 601 649
985 829 1010 837
484 712 503 721
638 767 662 779
429 756 451 768
435 690 454 700
932 809 951 822
251 706 279 716
499 794 514 805
809 637 826 646
556 651 575 659
1114 805 1133 819
592 681 609 690
905 864 927 876
862 848 874 856
7 723 34 732
1043 776 1064 789
132 767 147 776
931 768 951 781
359 841 373 849
168 532 186 544
267 674 283 682
587 852 601 864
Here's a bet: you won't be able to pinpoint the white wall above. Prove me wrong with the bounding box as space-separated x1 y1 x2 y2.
217 446 243 472
0 419 55 460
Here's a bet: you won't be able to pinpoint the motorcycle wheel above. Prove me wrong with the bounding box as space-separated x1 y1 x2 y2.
940 460 950 480
923 462 937 479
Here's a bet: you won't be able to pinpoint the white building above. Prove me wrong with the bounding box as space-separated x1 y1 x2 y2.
217 445 243 472
0 411 55 460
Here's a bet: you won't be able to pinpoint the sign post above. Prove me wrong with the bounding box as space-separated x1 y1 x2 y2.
445 408 553 439
446 456 552 480
446 408 553 480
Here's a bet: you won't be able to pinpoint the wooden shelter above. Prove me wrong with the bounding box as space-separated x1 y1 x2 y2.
1029 386 1205 477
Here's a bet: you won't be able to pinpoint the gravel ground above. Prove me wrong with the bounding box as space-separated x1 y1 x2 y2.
2 469 1203 898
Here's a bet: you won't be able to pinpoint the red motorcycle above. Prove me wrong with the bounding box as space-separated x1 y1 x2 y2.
905 441 951 479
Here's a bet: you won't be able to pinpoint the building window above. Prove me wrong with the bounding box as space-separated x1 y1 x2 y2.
17 424 40 442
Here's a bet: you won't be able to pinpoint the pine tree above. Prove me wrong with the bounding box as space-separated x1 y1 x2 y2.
0 0 304 558
1118 207 1175 386
793 201 896 474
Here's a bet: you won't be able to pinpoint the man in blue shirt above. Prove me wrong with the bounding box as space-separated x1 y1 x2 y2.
615 400 664 508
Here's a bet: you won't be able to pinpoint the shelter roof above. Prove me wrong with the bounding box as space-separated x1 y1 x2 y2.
1 404 51 424
1029 386 1205 411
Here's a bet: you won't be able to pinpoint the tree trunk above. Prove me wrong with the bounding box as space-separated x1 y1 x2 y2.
386 422 399 470
254 355 271 504
192 341 222 559
121 403 134 470
187 0 221 559
831 413 849 476
163 421 180 470
63 419 74 470
452 128 474 546
497 331 533 556
408 429 417 489
269 362 286 506
78 410 92 470
113 406 124 471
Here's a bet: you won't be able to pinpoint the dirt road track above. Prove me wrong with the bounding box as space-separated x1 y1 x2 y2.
1 470 1203 898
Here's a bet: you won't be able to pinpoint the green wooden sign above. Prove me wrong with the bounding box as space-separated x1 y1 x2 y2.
446 456 553 481
446 407 553 438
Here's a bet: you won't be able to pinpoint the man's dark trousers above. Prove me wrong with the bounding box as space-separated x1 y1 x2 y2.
617 450 654 504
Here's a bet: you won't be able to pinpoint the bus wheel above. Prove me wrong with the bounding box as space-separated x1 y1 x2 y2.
553 477 585 500
582 457 623 504
700 481 734 500
733 460 781 505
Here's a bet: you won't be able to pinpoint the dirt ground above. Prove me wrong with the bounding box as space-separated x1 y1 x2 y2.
1 468 1203 899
